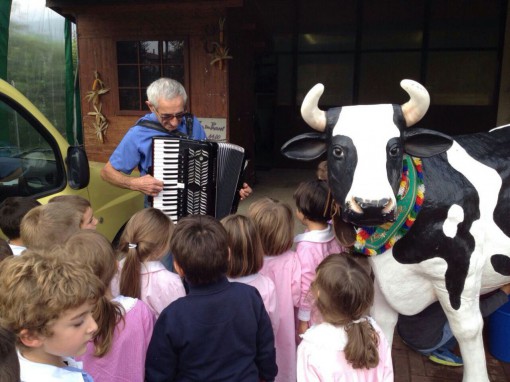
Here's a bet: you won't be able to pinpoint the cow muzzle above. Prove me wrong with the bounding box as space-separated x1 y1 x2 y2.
343 197 396 226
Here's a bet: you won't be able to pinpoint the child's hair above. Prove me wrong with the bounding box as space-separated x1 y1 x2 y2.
118 208 174 298
0 238 14 262
64 230 124 357
171 214 228 285
312 253 378 369
20 203 83 251
293 179 333 223
248 197 294 256
0 249 104 349
0 326 20 382
0 196 41 240
316 160 328 181
221 214 264 278
49 194 91 212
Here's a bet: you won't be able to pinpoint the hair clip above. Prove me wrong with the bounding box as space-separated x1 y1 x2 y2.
351 316 368 324
128 243 137 249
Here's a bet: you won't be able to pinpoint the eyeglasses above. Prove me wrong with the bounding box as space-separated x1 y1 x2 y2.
154 108 186 121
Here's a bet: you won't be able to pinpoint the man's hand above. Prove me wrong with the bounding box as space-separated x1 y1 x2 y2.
239 183 253 201
101 161 164 197
132 175 164 197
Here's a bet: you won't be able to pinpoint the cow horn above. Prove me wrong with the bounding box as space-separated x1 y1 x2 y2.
400 79 430 127
301 83 327 132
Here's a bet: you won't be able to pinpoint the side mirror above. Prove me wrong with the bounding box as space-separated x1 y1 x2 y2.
66 146 90 190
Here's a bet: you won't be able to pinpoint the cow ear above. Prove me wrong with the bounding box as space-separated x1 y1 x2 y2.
403 128 453 158
281 132 327 161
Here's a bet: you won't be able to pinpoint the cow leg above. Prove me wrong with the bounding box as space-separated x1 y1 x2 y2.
371 276 398 349
438 294 489 382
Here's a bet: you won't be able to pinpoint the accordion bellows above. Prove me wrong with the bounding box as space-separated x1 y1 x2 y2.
151 137 246 223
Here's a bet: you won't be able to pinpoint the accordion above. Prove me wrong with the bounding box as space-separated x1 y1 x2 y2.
151 136 246 223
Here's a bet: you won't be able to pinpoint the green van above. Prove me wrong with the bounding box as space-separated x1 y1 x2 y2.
0 79 143 241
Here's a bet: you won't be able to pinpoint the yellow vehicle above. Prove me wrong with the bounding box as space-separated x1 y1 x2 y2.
0 78 143 241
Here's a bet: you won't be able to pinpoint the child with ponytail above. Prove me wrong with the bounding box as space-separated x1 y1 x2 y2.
112 208 185 317
297 253 393 381
65 230 155 382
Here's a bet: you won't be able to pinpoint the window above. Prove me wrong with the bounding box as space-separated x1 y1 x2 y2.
0 95 65 202
116 40 187 111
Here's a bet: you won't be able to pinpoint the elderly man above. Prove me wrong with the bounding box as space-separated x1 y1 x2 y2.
101 77 251 200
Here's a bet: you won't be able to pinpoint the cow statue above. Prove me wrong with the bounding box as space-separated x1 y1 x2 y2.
281 79 510 382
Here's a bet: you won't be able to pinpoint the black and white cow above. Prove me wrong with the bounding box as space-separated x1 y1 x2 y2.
281 80 510 382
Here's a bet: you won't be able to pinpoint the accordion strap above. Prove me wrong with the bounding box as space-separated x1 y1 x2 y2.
138 120 189 138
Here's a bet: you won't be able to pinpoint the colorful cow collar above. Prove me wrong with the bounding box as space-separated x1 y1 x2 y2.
353 155 424 256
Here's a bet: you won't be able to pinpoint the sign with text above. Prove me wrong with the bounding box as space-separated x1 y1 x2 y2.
199 117 227 142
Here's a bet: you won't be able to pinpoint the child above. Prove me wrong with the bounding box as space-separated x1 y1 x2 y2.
0 238 14 261
0 196 40 255
221 213 280 335
0 250 103 382
316 160 328 181
112 208 185 317
49 195 98 229
0 326 20 382
145 215 277 382
20 202 83 251
293 179 344 335
248 197 301 382
64 230 156 382
297 253 393 381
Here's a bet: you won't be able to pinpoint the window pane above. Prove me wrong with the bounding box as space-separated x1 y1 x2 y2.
118 65 139 87
162 41 185 64
140 41 160 64
362 0 424 50
297 54 354 106
119 89 140 110
429 0 501 49
162 66 184 83
116 41 138 64
298 34 356 52
427 51 498 105
359 52 421 104
140 65 161 87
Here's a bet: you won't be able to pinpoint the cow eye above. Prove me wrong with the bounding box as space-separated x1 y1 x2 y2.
332 146 344 159
388 144 401 157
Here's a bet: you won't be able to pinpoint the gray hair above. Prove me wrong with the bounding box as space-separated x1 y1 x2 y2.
146 78 187 108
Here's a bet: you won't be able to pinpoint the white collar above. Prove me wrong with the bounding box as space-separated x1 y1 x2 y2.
294 225 335 243
18 351 86 382
228 274 259 284
141 260 167 274
112 295 137 314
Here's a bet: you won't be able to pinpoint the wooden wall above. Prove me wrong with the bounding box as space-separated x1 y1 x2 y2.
56 1 243 163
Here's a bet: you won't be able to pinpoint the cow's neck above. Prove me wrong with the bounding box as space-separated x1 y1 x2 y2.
353 155 424 256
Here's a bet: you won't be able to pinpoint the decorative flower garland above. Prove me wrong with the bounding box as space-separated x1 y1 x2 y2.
353 155 424 256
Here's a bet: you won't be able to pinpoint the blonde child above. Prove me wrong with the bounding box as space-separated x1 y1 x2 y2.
20 202 83 251
293 179 344 335
112 208 185 317
221 214 280 335
49 195 98 229
64 230 155 382
248 197 301 382
297 253 393 381
0 250 102 382
0 196 40 255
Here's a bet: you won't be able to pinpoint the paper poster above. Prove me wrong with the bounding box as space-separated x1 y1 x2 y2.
198 117 227 142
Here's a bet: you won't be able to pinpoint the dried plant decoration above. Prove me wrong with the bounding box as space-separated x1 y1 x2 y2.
209 18 232 70
85 71 110 143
